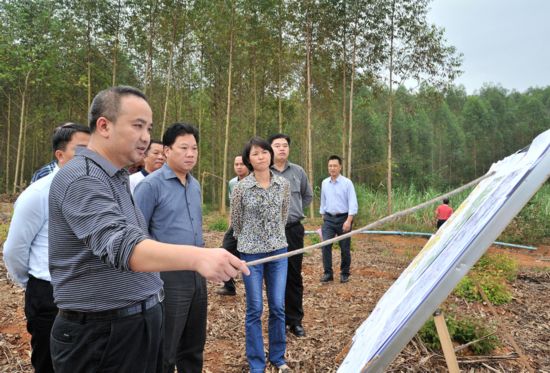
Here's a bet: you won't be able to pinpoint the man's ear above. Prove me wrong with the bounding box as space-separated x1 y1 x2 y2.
54 149 64 165
95 117 111 138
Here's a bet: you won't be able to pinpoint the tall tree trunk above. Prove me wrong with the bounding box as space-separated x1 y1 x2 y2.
5 96 11 193
341 40 347 169
197 48 205 185
20 109 28 187
341 1 347 171
14 71 31 193
161 15 178 135
306 18 314 219
346 33 357 178
252 48 257 136
144 0 158 97
386 1 395 215
277 0 284 133
86 18 92 109
221 4 235 214
111 0 121 86
32 129 38 177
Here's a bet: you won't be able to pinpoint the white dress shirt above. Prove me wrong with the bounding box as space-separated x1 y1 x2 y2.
3 167 59 287
129 170 146 194
319 174 358 216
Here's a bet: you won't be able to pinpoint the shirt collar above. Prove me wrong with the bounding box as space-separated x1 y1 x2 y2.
271 161 291 173
76 147 123 177
160 163 196 184
241 171 282 189
329 174 342 184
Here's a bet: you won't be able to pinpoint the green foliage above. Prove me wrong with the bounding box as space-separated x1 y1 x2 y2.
354 183 548 246
355 183 471 232
207 217 228 232
499 184 550 245
418 314 499 355
1 0 549 209
0 223 8 243
305 232 321 246
477 253 518 282
453 253 517 305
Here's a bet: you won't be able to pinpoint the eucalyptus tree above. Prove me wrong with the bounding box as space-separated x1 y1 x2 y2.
337 0 386 177
126 0 160 98
378 0 462 213
1 0 65 191
461 96 490 179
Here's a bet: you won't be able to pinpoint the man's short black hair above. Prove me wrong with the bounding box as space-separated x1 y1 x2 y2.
52 122 90 153
163 123 199 147
242 137 274 171
328 155 343 165
443 198 450 204
268 133 291 146
146 139 163 154
88 86 148 132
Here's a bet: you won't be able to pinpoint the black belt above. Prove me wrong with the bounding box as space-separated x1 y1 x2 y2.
58 289 164 322
285 220 302 229
325 212 348 218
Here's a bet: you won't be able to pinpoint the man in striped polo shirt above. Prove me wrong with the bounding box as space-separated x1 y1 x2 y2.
48 86 249 373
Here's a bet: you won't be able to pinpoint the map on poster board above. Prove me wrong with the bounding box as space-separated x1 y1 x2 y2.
338 129 550 373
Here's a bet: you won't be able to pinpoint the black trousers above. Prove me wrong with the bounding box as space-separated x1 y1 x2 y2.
322 215 352 276
50 302 163 373
161 271 207 373
221 226 239 291
284 221 305 327
25 276 57 373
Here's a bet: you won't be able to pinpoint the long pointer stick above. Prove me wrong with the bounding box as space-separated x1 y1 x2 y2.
245 172 495 267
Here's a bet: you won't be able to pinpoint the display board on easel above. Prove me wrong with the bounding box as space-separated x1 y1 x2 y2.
338 129 550 373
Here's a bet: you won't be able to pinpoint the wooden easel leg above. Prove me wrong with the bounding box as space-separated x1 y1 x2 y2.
433 309 460 373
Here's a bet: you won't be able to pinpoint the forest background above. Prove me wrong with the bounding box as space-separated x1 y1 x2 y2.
1 0 548 240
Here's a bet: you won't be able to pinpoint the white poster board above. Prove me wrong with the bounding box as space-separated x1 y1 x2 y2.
339 129 550 373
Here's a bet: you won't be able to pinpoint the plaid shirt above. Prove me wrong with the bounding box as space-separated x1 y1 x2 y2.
31 160 57 183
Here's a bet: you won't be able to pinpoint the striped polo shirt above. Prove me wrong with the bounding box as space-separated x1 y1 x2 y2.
48 147 162 312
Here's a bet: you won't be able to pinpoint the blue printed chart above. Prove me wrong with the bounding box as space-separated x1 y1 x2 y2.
338 129 550 373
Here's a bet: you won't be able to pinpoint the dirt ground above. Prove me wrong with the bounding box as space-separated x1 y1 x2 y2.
0 229 548 372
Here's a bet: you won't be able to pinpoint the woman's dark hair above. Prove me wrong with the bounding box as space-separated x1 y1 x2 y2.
241 137 274 171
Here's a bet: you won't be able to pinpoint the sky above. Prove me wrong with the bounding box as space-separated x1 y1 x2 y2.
427 0 550 94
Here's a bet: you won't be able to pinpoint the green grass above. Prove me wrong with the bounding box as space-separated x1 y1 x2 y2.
202 210 229 232
419 313 499 355
355 183 470 232
354 183 550 245
207 217 228 232
453 253 518 305
0 223 8 243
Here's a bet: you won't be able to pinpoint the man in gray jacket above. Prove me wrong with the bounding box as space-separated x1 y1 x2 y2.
269 133 313 337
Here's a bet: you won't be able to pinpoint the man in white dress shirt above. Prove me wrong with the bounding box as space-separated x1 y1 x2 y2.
129 139 165 193
319 155 358 284
3 123 90 373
